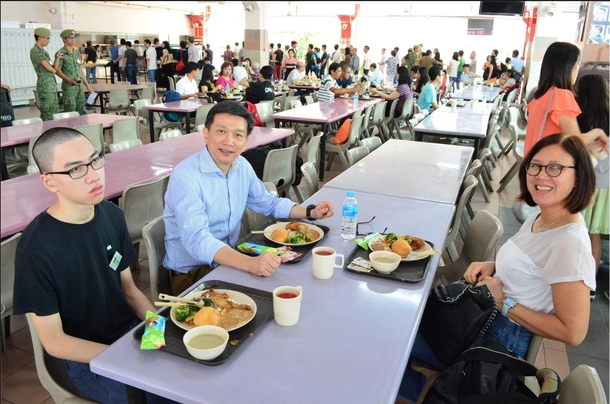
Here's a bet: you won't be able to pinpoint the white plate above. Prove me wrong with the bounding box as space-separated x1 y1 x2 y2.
170 289 257 332
369 235 433 262
263 222 325 246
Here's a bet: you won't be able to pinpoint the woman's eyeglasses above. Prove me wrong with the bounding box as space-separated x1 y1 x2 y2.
525 163 576 177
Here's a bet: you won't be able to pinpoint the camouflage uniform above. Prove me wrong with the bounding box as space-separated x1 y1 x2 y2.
56 46 85 115
30 45 59 121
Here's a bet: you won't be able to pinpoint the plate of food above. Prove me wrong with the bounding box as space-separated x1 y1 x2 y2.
170 289 257 332
340 93 352 98
369 233 433 261
263 221 324 246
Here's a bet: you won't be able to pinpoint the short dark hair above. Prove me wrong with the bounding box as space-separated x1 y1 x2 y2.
334 44 339 50
188 36 195 43
458 50 464 56
33 128 91 173
184 61 199 74
260 65 273 80
518 134 595 213
277 43 281 48
203 57 212 63
410 66 419 73
134 40 139 44
429 65 442 81
86 40 92 47
291 41 297 46
180 40 187 49
144 39 151 45
232 59 239 67
369 63 377 69
205 102 255 137
270 43 274 47
463 64 471 69
125 41 132 47
153 38 160 43
120 38 126 45
329 62 341 73
513 49 519 57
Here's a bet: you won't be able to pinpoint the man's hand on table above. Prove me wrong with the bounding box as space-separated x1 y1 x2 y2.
248 252 281 276
311 201 334 219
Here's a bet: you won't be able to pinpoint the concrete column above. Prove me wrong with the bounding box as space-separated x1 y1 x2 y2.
524 2 559 93
243 1 268 69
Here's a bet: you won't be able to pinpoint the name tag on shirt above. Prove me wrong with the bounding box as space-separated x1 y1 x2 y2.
109 251 122 271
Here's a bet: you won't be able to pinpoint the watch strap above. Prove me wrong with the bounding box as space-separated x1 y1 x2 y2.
501 297 517 317
306 204 317 221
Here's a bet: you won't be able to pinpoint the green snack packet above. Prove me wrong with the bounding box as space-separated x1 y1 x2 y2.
354 232 381 250
140 311 166 350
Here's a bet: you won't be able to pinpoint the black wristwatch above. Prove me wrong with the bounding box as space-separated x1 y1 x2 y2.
306 204 317 221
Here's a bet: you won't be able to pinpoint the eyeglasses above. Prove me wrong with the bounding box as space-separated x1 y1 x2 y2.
356 216 388 237
44 155 105 179
525 163 576 177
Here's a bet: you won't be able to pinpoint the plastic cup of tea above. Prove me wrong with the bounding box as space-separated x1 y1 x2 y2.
273 286 302 326
312 247 344 279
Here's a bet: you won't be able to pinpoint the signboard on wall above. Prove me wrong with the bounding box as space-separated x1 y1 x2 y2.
467 18 494 35
588 1 610 43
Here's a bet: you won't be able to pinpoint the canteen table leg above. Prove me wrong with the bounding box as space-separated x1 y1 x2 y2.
318 123 328 181
148 110 156 143
184 112 191 134
1 148 8 181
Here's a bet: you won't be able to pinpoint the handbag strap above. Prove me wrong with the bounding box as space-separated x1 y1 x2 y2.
537 90 556 141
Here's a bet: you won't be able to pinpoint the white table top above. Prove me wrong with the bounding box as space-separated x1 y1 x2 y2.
414 110 489 138
323 139 473 205
437 101 494 115
451 85 502 102
90 187 456 404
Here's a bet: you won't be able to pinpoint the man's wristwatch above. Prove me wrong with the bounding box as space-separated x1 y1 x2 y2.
306 204 317 221
501 297 518 317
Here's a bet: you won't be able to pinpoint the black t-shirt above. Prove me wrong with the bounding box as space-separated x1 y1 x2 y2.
155 45 163 60
13 201 138 345
84 46 97 63
199 79 215 93
206 48 213 61
246 80 275 104
305 50 314 66
274 49 283 66
124 48 138 65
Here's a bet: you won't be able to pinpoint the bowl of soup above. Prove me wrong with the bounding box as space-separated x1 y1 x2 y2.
369 251 401 274
183 325 229 361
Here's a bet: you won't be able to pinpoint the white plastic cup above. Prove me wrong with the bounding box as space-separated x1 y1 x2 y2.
273 286 302 326
312 247 344 279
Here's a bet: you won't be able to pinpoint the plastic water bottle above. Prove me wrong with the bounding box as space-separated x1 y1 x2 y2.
352 91 359 109
278 79 284 88
225 84 230 95
341 191 358 240
481 93 487 104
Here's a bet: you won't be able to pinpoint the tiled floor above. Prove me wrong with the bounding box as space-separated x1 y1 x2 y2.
1 103 608 403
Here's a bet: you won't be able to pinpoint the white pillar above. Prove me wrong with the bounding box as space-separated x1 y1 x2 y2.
524 2 559 94
243 1 268 70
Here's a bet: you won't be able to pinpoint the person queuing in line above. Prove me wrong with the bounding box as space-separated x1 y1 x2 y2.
304 44 314 76
469 50 478 74
367 63 384 88
282 48 298 81
350 47 360 77
216 61 236 91
159 41 174 90
332 44 342 63
362 46 371 76
446 51 459 93
30 27 62 121
483 54 501 83
175 62 204 100
109 39 121 83
290 40 298 58
385 50 398 86
343 46 352 68
54 29 93 116
457 50 466 82
317 62 363 101
123 41 138 85
83 40 97 84
399 133 598 402
144 39 157 83
311 47 322 78
223 44 233 63
335 63 353 88
319 44 329 77
417 65 441 111
13 128 178 404
163 102 334 295
117 38 127 78
286 61 306 86
378 47 387 84
370 65 413 118
175 41 189 76
272 43 284 81
246 65 275 104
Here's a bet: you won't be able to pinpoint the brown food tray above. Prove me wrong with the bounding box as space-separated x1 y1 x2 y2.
132 280 273 366
235 219 330 264
344 241 434 283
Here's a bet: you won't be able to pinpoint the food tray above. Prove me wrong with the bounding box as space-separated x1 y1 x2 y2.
343 241 435 283
235 219 330 264
133 280 273 366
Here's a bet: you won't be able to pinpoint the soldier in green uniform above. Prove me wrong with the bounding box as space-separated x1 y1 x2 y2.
54 29 93 115
30 27 62 121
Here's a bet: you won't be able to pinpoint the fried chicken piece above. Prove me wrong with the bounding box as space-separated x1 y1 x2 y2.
285 222 309 234
404 235 426 250
200 289 252 311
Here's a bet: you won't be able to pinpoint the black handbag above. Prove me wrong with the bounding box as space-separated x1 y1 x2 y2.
419 279 498 367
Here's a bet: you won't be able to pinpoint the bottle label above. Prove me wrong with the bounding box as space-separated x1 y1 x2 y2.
342 204 358 219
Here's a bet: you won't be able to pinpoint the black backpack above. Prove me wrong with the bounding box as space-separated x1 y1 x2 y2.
423 339 561 404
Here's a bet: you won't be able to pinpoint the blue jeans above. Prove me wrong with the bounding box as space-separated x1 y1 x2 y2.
86 67 97 84
126 64 138 84
148 69 156 83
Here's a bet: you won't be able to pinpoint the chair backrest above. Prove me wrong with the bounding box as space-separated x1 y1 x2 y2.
262 144 298 197
311 91 319 102
525 335 544 365
27 135 41 168
26 314 96 403
256 100 275 127
108 90 130 111
159 129 183 141
506 86 518 104
52 111 79 120
304 95 315 105
111 117 140 143
385 99 399 121
347 145 370 166
448 175 478 240
508 123 523 159
263 181 279 197
345 114 365 147
140 86 156 104
195 104 215 127
133 98 152 120
195 124 205 132
400 98 415 120
358 136 382 153
1 232 21 319
558 365 607 404
465 159 482 178
461 210 503 266
119 175 169 243
168 76 175 91
142 216 171 301
413 102 422 114
300 161 319 197
73 123 105 155
290 99 302 109
370 101 387 126
288 89 296 97
109 138 143 152
13 117 43 126
477 147 493 165
306 132 323 167
283 95 301 111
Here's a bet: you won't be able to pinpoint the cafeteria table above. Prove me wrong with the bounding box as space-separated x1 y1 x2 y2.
90 186 456 404
90 83 145 113
437 101 494 115
414 110 490 157
451 85 502 102
271 97 382 180
0 114 145 180
323 139 473 205
1 159 173 238
105 127 295 167
143 98 213 141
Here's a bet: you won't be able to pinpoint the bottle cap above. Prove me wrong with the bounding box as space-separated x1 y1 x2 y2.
347 191 355 197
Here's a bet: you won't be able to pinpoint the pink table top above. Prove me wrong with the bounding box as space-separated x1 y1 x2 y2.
90 83 144 93
142 98 212 113
105 127 295 167
271 97 381 124
1 114 141 148
1 159 172 238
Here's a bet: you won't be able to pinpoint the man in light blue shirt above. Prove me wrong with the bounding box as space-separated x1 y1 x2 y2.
417 65 442 111
510 49 524 82
368 63 383 87
163 102 335 295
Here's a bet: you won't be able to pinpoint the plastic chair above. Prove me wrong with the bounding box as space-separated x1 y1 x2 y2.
497 123 523 193
434 210 503 286
74 123 105 156
256 100 275 128
391 98 415 140
289 99 302 109
282 95 301 112
26 314 97 403
367 101 387 140
12 117 42 126
132 99 182 141
262 144 298 199
107 90 131 115
1 233 21 352
140 85 156 104
300 161 319 199
108 139 143 152
358 136 382 153
325 115 365 170
111 117 140 144
167 76 175 91
194 104 214 128
360 104 375 138
444 175 478 262
239 182 279 239
558 365 607 404
142 216 171 301
380 99 398 140
304 131 323 168
159 129 183 141
346 145 370 166
119 175 170 271
304 95 315 105
52 111 79 120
